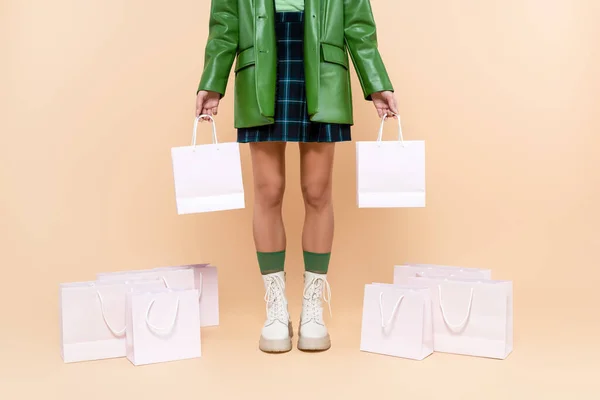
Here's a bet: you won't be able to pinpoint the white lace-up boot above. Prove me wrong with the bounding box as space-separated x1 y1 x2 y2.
259 272 293 353
298 271 332 351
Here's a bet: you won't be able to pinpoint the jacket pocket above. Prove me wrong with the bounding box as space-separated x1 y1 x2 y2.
235 47 255 73
321 43 348 69
318 43 353 124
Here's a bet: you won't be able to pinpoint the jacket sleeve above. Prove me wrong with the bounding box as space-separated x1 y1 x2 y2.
343 0 393 100
197 0 239 96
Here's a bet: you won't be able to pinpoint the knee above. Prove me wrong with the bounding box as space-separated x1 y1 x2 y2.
255 178 285 209
302 180 331 210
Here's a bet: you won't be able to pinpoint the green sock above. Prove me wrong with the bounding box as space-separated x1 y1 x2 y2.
257 250 286 275
303 251 331 274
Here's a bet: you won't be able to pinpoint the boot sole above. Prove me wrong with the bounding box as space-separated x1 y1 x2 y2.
259 323 294 353
297 334 331 352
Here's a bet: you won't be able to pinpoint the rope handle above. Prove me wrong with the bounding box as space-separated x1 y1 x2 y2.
192 114 218 148
94 277 171 336
96 290 126 337
145 297 181 335
376 113 404 146
416 271 458 279
437 285 474 332
197 272 204 302
379 292 404 329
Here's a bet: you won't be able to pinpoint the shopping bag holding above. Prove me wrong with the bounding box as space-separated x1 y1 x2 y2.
356 114 425 208
126 288 201 366
97 265 217 326
171 115 245 214
360 283 433 360
407 277 513 359
59 279 168 363
394 264 492 285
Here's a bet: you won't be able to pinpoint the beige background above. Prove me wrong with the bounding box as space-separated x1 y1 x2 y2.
2 0 599 398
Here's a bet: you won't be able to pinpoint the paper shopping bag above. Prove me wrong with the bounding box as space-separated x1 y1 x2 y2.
59 279 168 363
97 265 217 326
360 283 433 360
394 264 492 285
171 115 245 214
126 288 201 366
356 114 425 208
407 277 513 359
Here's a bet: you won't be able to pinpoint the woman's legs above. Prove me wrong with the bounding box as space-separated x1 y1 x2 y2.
250 142 292 353
297 142 335 351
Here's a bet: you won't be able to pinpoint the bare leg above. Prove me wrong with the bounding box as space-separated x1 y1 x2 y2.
299 143 335 253
249 142 287 253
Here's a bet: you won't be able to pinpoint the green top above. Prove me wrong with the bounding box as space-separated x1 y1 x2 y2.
275 0 304 12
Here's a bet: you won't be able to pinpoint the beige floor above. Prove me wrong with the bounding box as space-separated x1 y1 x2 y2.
1 288 598 399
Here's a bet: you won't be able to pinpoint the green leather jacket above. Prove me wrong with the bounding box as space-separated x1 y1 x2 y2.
197 0 393 129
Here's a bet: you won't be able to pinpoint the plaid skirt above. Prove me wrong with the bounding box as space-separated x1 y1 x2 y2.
237 12 352 143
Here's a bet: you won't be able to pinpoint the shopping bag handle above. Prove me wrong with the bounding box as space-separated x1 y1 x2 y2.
192 114 218 147
437 285 474 332
197 273 204 302
158 276 172 289
376 113 404 146
416 271 458 279
94 277 171 337
96 290 127 337
379 292 404 329
145 296 181 335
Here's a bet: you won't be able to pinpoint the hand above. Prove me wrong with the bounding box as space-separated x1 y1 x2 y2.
195 90 221 121
371 91 398 119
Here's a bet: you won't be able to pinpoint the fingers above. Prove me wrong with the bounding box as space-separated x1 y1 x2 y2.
196 92 211 121
384 92 398 118
196 91 220 122
378 107 392 120
378 105 398 120
196 99 202 118
196 92 205 118
200 108 216 122
390 95 399 117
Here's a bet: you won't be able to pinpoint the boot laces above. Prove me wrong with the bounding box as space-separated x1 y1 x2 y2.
303 276 332 322
264 275 288 324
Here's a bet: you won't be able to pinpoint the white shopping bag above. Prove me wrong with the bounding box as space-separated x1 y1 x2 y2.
171 115 245 214
407 277 513 359
59 279 168 363
360 283 433 360
356 114 425 208
97 265 218 326
126 288 201 366
394 264 492 285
